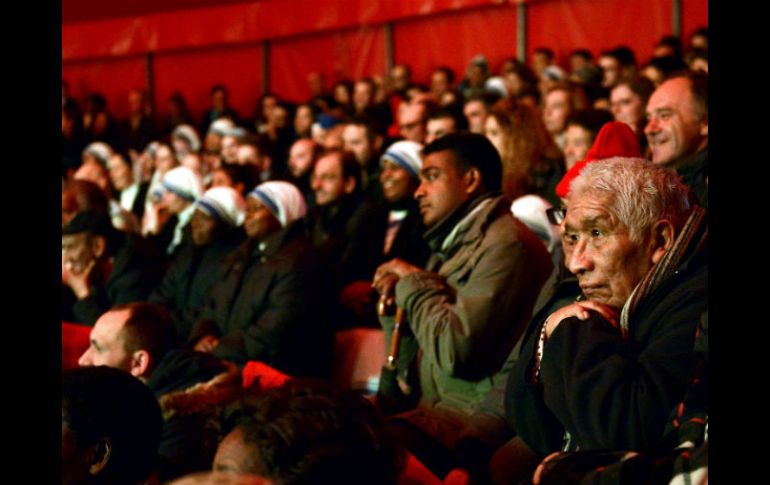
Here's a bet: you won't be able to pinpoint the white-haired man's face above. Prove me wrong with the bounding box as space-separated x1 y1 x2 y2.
561 190 656 309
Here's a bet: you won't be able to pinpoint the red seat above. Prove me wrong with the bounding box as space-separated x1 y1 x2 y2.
398 452 470 485
242 361 291 389
330 328 386 393
62 321 91 371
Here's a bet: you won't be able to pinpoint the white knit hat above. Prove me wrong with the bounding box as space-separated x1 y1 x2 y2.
162 166 204 202
510 195 561 253
208 118 236 137
380 140 423 179
195 186 246 226
83 142 114 167
248 181 307 227
171 124 201 152
484 76 508 98
222 126 249 139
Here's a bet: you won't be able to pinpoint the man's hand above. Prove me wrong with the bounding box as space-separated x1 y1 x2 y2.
544 300 620 338
194 335 220 353
372 258 421 296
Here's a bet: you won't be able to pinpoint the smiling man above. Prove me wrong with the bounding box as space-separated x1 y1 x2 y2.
372 132 552 479
645 71 708 207
62 210 162 325
498 157 708 481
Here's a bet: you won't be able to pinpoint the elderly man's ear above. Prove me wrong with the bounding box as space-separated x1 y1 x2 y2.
649 220 676 265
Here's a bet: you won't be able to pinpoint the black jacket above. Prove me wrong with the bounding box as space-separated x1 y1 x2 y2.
507 240 708 456
190 221 334 377
147 349 241 482
149 227 245 338
65 233 163 325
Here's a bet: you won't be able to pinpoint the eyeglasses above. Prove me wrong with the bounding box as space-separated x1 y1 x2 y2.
546 207 566 225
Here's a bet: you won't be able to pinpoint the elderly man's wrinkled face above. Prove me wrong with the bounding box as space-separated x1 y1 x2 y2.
562 190 655 309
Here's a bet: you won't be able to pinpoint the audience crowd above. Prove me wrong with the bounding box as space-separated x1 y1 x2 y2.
62 29 708 485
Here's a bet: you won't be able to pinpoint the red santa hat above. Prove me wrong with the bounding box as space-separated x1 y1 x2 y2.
555 121 641 199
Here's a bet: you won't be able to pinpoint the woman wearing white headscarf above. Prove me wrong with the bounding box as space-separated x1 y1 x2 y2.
188 181 334 377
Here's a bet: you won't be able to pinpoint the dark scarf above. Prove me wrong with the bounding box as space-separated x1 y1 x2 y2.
619 206 708 337
422 192 498 256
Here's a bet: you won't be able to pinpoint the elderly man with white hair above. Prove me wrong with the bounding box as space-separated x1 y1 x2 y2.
493 157 707 483
150 186 247 338
188 181 333 377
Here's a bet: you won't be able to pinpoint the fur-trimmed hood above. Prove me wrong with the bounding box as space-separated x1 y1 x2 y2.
147 350 243 420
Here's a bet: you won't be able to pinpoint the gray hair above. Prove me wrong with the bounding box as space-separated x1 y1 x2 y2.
568 157 691 243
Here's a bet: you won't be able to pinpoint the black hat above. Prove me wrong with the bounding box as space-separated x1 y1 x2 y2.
62 210 123 252
62 210 114 236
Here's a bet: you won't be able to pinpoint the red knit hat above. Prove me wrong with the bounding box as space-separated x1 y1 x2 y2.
555 121 641 198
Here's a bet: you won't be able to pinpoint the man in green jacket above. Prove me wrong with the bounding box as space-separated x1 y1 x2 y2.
373 132 553 480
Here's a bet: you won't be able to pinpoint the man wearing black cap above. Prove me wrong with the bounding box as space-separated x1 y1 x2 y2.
62 210 162 325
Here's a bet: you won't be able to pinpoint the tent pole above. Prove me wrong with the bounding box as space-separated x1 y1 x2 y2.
672 0 682 37
517 2 527 63
384 22 394 75
261 40 270 95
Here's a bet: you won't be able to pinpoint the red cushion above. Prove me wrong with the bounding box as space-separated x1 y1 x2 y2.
242 361 291 389
62 321 91 371
398 452 443 485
